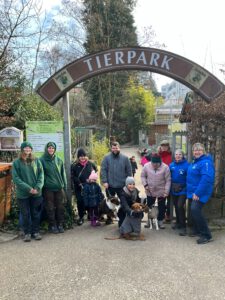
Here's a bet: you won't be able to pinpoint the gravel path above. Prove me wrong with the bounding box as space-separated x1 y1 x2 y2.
1 146 225 300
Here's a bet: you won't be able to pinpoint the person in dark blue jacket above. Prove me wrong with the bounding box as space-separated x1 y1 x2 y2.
187 143 215 244
83 171 104 227
169 149 189 235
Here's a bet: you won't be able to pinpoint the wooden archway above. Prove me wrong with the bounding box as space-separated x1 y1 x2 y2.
37 47 225 105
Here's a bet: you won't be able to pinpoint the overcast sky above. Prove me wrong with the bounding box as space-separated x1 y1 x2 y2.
134 0 225 88
43 0 224 89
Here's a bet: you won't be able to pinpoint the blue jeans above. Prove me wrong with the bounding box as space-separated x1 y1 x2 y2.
18 196 43 235
190 200 212 239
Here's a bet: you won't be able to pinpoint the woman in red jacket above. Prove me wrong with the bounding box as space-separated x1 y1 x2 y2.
158 140 172 222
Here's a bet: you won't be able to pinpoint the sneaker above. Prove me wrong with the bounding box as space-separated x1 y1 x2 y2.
197 237 213 244
58 225 64 233
77 218 84 226
24 234 31 242
33 233 42 241
179 228 187 236
49 226 59 234
158 221 165 229
95 221 101 226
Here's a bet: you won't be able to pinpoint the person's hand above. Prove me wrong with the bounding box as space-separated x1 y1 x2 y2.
192 193 199 201
103 183 109 189
30 188 38 195
131 211 144 219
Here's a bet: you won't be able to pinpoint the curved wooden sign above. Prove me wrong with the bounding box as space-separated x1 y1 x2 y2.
37 47 225 105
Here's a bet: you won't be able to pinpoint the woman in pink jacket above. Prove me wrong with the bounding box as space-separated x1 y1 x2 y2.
141 153 171 229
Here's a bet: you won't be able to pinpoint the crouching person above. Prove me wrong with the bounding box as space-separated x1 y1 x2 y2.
40 142 67 234
12 142 44 242
119 177 145 240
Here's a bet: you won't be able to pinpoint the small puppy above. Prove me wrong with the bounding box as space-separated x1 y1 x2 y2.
99 196 120 224
144 202 159 230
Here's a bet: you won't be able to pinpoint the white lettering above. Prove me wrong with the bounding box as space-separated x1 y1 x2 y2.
83 58 93 71
127 50 136 63
161 55 173 70
136 51 147 65
96 56 102 69
150 52 160 66
115 51 125 64
104 53 112 66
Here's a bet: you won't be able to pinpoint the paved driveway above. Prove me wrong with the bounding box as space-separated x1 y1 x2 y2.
1 146 225 300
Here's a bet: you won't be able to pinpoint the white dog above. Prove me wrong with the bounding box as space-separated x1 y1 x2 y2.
144 199 159 230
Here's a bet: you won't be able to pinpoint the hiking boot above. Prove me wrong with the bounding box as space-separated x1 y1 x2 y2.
188 230 199 237
24 234 31 242
77 218 84 226
33 233 42 241
58 225 64 233
172 223 181 230
197 237 213 244
179 228 187 236
49 226 59 234
164 215 171 223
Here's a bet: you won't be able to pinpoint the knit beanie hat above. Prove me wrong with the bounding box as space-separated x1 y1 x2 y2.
77 148 87 158
46 141 56 150
151 153 162 163
125 176 135 186
160 140 169 146
89 171 98 181
20 141 33 150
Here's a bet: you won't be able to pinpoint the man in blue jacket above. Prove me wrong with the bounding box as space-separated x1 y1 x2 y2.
187 143 215 244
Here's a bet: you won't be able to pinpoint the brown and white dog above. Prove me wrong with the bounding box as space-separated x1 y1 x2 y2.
99 196 120 224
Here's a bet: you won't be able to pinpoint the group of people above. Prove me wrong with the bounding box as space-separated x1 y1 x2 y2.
12 141 67 242
12 139 215 245
140 141 215 244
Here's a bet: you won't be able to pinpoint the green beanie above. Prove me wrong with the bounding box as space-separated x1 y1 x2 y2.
46 142 56 150
20 141 33 151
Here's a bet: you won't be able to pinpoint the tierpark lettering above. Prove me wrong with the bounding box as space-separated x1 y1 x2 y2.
37 47 225 105
83 50 173 71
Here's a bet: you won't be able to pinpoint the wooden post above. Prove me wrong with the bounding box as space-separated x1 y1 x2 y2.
63 92 72 201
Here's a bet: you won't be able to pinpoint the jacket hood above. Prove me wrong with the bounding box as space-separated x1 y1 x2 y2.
43 142 56 159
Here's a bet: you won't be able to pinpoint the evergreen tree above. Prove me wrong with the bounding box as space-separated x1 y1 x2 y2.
82 0 138 138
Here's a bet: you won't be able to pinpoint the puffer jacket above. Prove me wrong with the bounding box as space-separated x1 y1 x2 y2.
187 154 215 203
169 159 189 196
141 162 171 197
83 182 104 208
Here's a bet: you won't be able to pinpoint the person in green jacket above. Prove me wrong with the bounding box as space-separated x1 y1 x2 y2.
12 142 44 242
40 142 67 234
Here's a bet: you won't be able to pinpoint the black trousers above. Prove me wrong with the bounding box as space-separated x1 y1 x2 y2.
75 189 85 220
171 194 187 228
43 189 65 227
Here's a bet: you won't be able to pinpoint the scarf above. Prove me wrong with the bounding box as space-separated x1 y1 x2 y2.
123 186 138 202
